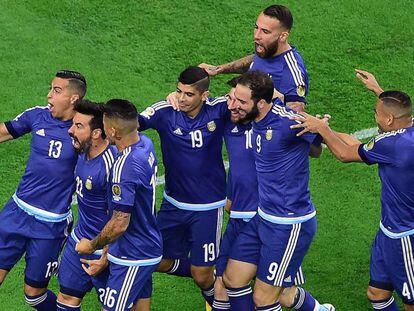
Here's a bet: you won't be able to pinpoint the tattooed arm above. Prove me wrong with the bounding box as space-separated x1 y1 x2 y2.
76 210 131 255
199 54 254 76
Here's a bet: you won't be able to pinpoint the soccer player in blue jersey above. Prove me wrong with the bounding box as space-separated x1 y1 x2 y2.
200 4 308 112
76 99 162 311
220 71 328 311
0 70 86 310
213 74 333 311
55 99 116 310
138 66 228 307
291 90 414 311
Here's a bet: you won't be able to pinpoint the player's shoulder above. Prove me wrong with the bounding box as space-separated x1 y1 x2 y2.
374 128 408 143
13 105 49 120
140 100 172 119
205 96 227 109
271 104 300 124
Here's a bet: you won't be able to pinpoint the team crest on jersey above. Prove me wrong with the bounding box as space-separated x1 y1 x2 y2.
141 107 155 119
112 184 122 201
85 178 93 190
363 138 375 151
297 85 306 97
207 121 216 132
266 129 273 140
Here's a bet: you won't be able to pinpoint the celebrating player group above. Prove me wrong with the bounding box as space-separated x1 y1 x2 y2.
0 4 413 311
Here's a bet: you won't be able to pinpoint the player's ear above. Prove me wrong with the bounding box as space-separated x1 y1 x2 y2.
70 94 80 105
201 90 210 102
91 128 102 139
279 31 289 43
257 98 267 109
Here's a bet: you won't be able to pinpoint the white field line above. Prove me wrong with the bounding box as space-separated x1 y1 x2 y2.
71 127 378 205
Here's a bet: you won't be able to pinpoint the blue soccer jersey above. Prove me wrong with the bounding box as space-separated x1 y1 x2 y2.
358 128 414 237
250 47 309 104
224 120 258 219
4 106 77 237
253 104 321 223
73 145 117 242
107 134 162 266
138 98 228 210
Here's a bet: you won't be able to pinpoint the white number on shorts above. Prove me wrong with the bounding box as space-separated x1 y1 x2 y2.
45 261 58 278
256 134 261 153
103 287 118 308
403 282 412 300
203 243 215 262
267 262 279 281
97 288 106 303
48 140 62 158
190 130 203 148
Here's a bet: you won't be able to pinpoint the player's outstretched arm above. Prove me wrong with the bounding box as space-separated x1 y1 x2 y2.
199 54 254 76
355 69 384 96
76 210 131 254
290 112 363 163
0 123 13 143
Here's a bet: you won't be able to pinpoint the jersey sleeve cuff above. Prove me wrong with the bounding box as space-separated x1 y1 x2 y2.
284 95 306 104
113 203 133 213
312 134 323 146
4 121 19 139
358 144 374 165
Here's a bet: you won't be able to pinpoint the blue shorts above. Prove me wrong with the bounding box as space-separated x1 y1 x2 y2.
157 200 224 266
370 230 414 304
0 199 68 288
102 263 155 311
58 236 109 301
229 215 316 287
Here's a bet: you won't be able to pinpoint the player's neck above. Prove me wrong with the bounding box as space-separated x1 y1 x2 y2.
255 102 273 122
59 109 76 122
116 132 140 152
185 103 204 119
87 139 109 160
273 43 291 57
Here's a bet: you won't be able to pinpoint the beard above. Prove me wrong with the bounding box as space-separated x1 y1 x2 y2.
70 134 92 154
237 104 260 123
255 39 279 58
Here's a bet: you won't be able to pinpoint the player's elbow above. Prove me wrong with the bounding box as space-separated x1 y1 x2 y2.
335 151 354 163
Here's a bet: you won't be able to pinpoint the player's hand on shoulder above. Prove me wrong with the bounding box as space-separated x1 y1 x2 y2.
198 63 221 76
166 91 180 111
75 238 95 255
290 112 330 136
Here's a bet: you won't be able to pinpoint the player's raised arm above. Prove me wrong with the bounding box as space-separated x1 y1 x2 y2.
291 112 363 163
0 123 13 143
355 69 384 96
199 54 254 76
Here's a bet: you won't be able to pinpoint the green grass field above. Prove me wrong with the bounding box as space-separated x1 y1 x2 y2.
0 0 414 309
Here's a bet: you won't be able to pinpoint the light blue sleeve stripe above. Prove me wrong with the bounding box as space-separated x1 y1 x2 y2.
258 207 316 225
163 192 226 211
380 222 414 239
13 193 71 223
107 254 162 267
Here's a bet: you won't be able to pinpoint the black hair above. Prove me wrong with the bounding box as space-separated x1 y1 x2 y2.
379 90 412 117
237 71 274 104
103 99 138 121
56 70 87 98
178 66 210 92
74 99 106 139
227 76 241 88
263 5 293 31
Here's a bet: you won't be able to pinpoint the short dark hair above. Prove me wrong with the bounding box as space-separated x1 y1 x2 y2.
227 76 241 88
379 90 412 117
103 99 138 121
178 66 210 92
74 99 106 139
56 70 87 98
237 71 274 104
263 5 293 31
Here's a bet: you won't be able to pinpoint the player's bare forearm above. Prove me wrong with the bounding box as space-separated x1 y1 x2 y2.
218 55 254 74
91 210 131 250
333 131 362 146
318 126 362 163
0 123 13 143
